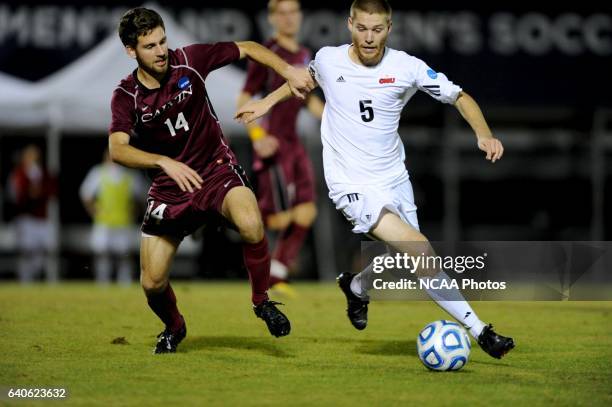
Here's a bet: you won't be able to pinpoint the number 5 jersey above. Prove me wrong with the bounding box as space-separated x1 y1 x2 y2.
308 44 462 192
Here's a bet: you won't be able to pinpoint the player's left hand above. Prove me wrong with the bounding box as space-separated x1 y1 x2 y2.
235 100 270 124
284 66 314 99
477 136 504 163
254 135 279 158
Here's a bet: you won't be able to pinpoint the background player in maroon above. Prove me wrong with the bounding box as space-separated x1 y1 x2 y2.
237 0 324 296
108 7 314 353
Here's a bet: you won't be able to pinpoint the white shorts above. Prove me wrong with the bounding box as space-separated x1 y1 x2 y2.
91 225 135 255
14 216 52 251
331 180 420 234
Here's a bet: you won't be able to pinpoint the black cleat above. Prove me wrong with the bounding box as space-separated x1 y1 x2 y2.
254 300 291 337
337 272 369 330
153 322 187 354
477 324 515 359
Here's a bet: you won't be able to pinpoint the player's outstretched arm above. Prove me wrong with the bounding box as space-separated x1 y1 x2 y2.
235 82 294 124
235 41 314 99
236 91 280 159
236 91 268 131
109 132 203 193
454 91 504 163
306 94 325 120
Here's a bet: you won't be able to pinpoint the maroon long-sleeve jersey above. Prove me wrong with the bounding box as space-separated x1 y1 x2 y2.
110 42 239 204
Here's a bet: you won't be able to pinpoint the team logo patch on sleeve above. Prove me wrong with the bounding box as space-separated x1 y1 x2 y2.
427 69 438 79
178 76 191 89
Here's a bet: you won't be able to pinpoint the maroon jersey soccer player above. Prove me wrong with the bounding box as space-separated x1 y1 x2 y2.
237 0 324 296
108 7 314 353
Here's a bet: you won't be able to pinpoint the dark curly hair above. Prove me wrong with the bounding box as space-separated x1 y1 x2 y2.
118 7 165 48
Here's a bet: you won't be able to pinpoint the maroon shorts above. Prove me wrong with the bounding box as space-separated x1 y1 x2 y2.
141 163 250 239
255 143 315 219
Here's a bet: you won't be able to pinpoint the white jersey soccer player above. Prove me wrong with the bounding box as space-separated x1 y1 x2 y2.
309 44 462 233
236 0 514 360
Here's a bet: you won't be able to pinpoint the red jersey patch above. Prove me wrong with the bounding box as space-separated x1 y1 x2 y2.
379 77 396 84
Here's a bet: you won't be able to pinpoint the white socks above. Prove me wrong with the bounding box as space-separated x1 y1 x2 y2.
350 259 486 338
350 270 370 299
423 271 486 338
270 259 289 280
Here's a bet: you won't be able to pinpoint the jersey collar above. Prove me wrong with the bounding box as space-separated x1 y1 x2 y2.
346 44 388 70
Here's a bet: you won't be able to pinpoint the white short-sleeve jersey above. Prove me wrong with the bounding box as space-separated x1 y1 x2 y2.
309 44 462 195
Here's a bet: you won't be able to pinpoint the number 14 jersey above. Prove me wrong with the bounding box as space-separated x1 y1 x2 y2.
308 44 462 191
109 42 240 203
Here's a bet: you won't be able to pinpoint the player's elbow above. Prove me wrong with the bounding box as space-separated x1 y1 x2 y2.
108 133 129 164
108 144 118 162
108 145 123 164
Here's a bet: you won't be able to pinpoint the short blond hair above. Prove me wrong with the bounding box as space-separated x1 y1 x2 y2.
268 0 301 14
350 0 392 20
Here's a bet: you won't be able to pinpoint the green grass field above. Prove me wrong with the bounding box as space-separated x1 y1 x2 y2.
1 282 611 406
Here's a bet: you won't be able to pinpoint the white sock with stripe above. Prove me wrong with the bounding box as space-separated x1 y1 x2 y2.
423 271 486 339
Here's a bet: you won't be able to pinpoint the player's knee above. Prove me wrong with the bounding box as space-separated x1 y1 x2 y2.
236 216 265 244
266 212 292 230
141 276 167 293
294 203 317 227
140 266 168 293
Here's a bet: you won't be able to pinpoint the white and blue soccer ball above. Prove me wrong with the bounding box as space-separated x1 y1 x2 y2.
416 320 471 371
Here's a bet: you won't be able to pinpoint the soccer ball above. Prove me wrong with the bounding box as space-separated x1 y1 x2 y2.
416 320 471 371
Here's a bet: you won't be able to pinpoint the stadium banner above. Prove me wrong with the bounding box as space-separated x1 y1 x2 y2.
360 241 612 300
0 2 609 107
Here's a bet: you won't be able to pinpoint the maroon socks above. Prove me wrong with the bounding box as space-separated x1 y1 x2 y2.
273 224 309 272
146 283 184 333
243 236 271 305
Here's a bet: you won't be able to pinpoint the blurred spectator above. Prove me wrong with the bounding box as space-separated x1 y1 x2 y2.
237 0 323 295
7 144 56 283
79 148 146 285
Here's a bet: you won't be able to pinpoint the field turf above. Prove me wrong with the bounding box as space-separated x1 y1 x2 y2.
1 282 611 406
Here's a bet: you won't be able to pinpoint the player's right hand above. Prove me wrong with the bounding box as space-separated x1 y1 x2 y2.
253 135 279 158
284 66 314 99
156 156 203 193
